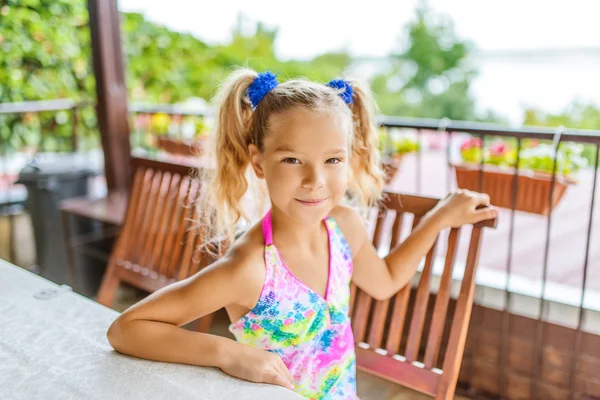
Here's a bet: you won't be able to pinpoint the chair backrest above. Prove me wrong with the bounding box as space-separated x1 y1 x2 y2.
108 157 214 293
352 191 497 400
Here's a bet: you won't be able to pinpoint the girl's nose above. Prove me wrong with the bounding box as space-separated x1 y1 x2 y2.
301 167 325 190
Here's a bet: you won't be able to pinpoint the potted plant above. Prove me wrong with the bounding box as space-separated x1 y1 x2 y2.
152 113 177 152
192 118 211 152
455 136 587 215
379 129 419 184
153 114 207 157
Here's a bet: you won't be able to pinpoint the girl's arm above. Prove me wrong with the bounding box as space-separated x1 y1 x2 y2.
334 190 498 301
106 238 294 390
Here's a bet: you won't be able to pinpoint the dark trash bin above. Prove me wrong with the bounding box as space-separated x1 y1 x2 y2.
17 153 97 287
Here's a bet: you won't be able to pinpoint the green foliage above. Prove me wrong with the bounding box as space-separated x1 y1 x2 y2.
0 5 351 152
523 102 600 166
1 0 596 159
523 102 600 130
369 3 482 121
123 14 352 103
0 0 97 152
378 129 419 157
459 135 589 176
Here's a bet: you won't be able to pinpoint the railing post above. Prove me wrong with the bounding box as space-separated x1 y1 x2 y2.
87 0 131 193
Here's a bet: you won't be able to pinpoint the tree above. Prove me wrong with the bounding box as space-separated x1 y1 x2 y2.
0 4 351 152
370 3 482 121
0 0 96 152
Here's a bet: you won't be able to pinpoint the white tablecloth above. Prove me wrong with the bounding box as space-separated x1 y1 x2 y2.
0 260 303 399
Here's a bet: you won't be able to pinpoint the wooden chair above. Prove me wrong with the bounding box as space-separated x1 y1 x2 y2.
352 192 498 400
60 190 128 293
96 157 218 332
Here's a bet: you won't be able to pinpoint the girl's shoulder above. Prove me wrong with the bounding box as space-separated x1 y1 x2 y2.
208 222 266 309
224 222 266 274
328 205 370 257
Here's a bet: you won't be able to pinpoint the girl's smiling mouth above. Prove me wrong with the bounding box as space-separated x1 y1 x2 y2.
295 198 329 206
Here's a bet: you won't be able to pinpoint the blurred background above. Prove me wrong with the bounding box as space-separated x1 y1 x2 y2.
1 1 599 399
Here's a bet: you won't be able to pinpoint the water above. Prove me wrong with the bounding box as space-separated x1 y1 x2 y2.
470 50 600 123
350 50 600 124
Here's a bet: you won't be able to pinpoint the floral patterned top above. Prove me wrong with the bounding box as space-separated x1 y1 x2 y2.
229 210 357 399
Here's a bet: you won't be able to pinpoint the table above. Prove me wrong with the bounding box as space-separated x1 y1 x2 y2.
0 260 303 400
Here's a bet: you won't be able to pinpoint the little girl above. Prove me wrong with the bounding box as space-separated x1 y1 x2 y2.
107 69 497 399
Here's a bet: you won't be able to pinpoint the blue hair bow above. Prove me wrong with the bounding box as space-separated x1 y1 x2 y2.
247 72 279 109
326 79 354 104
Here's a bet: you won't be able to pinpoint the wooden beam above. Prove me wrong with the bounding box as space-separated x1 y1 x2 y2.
87 0 131 193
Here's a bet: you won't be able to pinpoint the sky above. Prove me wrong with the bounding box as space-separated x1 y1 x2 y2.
117 0 600 122
118 0 600 60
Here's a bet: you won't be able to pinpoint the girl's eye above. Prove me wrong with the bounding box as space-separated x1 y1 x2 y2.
326 158 342 164
282 158 300 164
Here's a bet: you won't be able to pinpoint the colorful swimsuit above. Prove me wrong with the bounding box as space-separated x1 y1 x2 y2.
229 210 357 399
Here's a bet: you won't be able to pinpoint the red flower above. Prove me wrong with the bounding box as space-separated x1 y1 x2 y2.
490 142 507 156
460 137 482 151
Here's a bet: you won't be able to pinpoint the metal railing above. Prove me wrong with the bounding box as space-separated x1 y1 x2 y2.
377 116 600 400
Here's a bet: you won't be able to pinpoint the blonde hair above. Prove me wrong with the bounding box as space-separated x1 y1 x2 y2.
198 68 383 250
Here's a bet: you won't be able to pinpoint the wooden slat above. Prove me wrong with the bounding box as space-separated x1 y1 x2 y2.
353 208 389 344
113 168 145 260
349 283 358 315
412 215 422 231
381 193 438 218
356 347 440 396
382 192 498 229
126 167 153 263
366 209 394 349
367 300 391 350
151 172 181 272
382 213 422 355
139 170 169 269
158 175 189 276
384 285 411 356
352 289 373 343
166 176 191 275
171 179 202 277
177 197 202 280
372 208 387 251
405 236 439 362
130 168 159 264
424 227 461 369
437 227 483 400
390 211 404 249
132 156 195 178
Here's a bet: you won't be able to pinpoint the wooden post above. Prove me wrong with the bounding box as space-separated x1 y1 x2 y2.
87 0 131 193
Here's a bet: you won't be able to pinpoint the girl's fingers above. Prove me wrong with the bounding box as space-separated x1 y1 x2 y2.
275 359 294 387
474 206 498 222
478 193 491 206
264 368 293 390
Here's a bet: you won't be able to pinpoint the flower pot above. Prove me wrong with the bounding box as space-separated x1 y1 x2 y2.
454 163 575 215
156 137 205 157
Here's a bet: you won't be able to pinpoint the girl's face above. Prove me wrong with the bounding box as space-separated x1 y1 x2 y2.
249 108 350 225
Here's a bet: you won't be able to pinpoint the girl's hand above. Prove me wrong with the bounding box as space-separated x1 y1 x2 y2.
432 189 498 229
219 341 294 391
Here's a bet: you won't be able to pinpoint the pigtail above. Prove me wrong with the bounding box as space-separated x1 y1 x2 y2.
347 79 384 207
199 68 258 249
